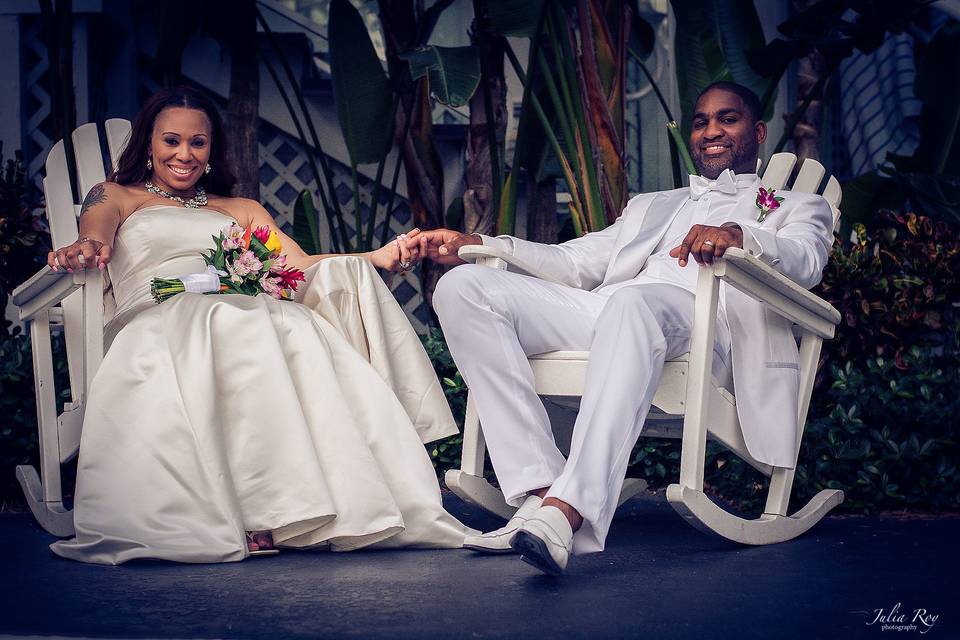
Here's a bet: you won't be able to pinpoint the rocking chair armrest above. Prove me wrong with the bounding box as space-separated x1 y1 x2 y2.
716 247 841 339
458 245 567 286
12 266 100 323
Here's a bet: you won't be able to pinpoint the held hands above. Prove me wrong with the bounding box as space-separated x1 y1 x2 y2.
368 228 426 272
375 228 480 268
405 228 482 265
669 224 743 267
48 237 112 272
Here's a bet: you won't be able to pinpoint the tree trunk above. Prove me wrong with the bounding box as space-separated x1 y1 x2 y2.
463 0 506 236
39 0 77 192
380 0 447 313
223 0 260 199
527 176 557 243
790 0 827 165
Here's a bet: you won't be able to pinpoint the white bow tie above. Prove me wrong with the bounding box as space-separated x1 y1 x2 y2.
688 170 738 200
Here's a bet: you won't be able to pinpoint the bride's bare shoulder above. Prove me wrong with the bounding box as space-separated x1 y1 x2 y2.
104 181 155 214
206 195 270 225
79 181 143 216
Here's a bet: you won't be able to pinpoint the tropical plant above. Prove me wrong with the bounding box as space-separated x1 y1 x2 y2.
489 0 644 236
487 0 776 237
256 0 481 260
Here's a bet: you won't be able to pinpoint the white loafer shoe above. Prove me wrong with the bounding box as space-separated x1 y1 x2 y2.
463 495 543 554
510 505 574 575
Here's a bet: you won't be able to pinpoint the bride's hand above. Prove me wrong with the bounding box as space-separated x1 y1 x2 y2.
48 237 113 272
368 228 423 272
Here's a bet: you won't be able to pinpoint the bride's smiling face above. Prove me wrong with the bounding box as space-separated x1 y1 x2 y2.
148 107 213 194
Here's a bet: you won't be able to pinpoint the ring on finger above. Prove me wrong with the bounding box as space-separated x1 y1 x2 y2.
702 240 715 247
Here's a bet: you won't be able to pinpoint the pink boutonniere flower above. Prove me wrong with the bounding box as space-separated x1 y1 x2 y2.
755 186 784 223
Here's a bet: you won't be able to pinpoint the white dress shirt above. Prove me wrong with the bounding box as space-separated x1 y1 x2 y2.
635 170 761 293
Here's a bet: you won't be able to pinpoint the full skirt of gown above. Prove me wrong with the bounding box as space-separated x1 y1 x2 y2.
51 206 473 564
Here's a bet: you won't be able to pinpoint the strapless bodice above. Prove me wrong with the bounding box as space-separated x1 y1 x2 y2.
108 205 235 317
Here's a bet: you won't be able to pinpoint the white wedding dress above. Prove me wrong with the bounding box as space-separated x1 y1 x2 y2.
51 206 474 565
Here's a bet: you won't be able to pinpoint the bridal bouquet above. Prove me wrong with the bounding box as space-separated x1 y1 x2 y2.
151 224 305 304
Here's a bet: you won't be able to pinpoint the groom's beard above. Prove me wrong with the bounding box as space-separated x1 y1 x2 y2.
692 138 760 179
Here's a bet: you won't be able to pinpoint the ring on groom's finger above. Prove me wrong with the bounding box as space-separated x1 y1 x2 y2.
702 240 715 247
398 260 412 271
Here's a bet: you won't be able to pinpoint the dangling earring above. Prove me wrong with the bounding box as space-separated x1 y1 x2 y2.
204 164 212 175
146 157 153 171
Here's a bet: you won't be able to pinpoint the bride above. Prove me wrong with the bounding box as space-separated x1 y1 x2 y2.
46 86 474 564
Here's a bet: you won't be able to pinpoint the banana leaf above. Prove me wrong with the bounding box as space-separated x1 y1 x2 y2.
670 0 728 139
488 0 545 37
329 0 394 165
713 0 775 120
400 45 481 108
292 189 321 255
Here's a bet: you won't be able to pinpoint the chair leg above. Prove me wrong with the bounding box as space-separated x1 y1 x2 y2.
677 266 720 490
666 484 843 545
22 312 75 537
765 332 825 516
668 331 844 545
445 391 516 520
617 478 648 506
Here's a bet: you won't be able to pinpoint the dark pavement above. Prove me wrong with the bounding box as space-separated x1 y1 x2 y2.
2 491 957 639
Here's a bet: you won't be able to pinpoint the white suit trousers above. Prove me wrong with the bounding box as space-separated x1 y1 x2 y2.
433 265 732 554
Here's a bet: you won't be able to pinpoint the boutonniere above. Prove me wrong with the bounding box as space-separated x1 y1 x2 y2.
755 187 784 223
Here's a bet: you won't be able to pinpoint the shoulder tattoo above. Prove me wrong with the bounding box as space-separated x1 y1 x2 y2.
79 184 107 216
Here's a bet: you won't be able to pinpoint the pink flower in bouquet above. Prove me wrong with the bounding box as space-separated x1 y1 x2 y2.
252 225 271 244
270 254 288 271
225 263 243 284
259 274 283 299
275 267 305 291
222 223 246 250
251 225 283 253
232 250 263 277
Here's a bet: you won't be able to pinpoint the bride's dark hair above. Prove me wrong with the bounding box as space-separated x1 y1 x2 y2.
111 86 236 196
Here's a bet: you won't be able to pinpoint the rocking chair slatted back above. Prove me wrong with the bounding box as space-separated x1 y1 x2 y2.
72 123 108 197
44 119 130 447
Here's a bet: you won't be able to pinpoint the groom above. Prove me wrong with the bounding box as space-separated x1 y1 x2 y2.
412 82 834 575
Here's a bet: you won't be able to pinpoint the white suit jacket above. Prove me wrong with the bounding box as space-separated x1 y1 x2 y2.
482 186 834 468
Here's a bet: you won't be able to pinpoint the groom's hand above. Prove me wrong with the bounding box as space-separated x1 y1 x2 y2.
409 229 482 265
670 224 743 267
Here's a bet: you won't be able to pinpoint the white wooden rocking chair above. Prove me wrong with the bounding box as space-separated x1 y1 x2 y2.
445 153 845 545
12 119 131 537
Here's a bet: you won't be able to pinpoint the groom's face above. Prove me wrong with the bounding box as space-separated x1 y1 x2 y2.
689 89 766 179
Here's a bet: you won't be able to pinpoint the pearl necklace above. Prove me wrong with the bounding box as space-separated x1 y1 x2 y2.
145 180 208 209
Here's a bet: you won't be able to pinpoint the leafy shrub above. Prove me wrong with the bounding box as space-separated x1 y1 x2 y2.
0 326 40 507
0 325 71 508
420 328 467 478
0 148 48 312
793 211 959 513
0 146 59 509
